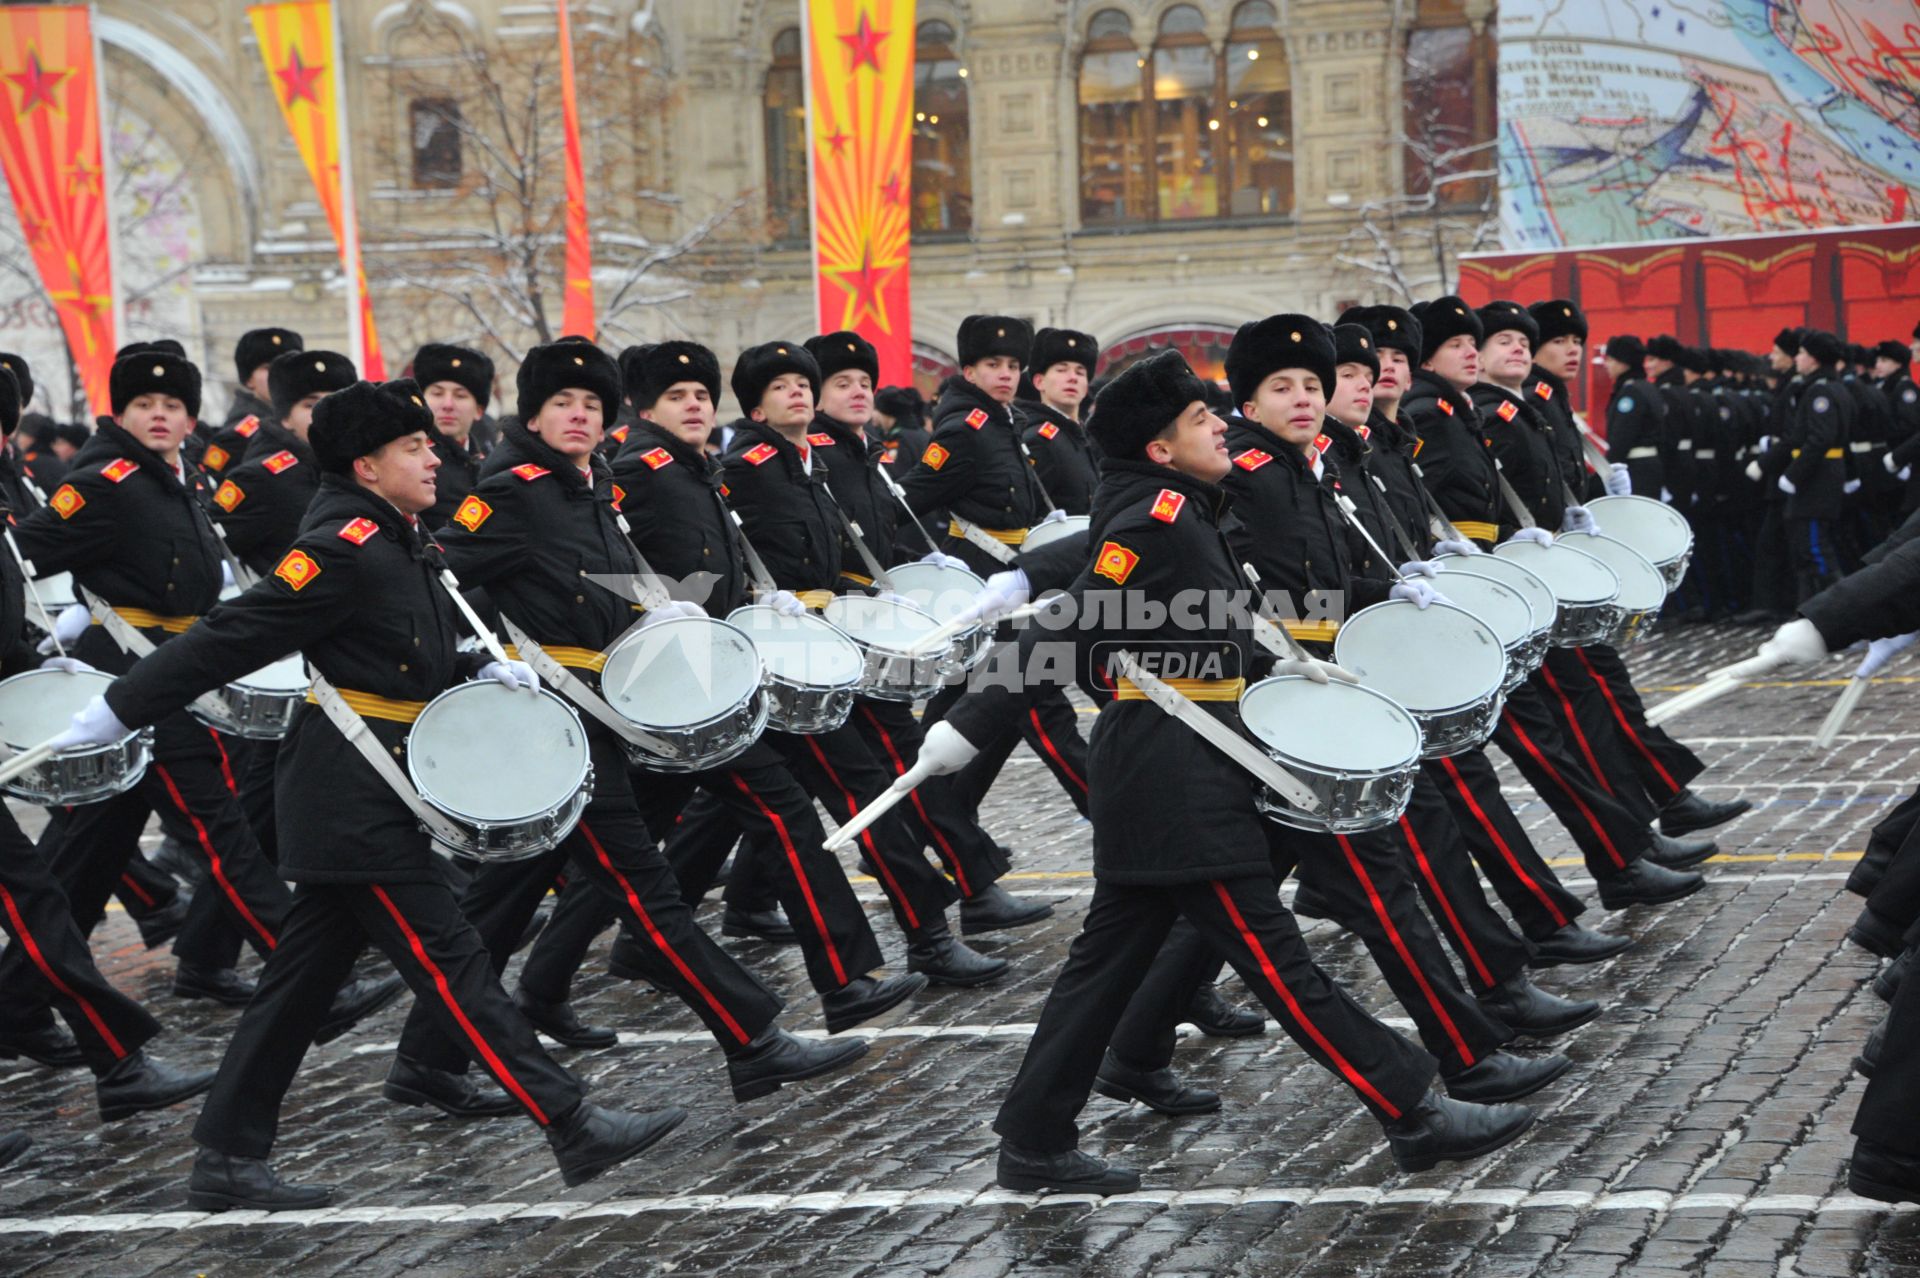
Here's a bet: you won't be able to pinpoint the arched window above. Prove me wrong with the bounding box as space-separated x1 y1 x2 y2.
1405 0 1495 207
1151 5 1215 220
912 20 971 235
763 27 809 244
1224 1 1290 217
1078 9 1144 224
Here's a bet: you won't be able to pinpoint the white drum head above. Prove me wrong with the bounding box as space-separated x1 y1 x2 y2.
409 685 588 822
1436 556 1556 636
1555 532 1665 611
823 595 941 654
884 562 986 625
1334 601 1506 711
1022 515 1090 552
1240 676 1422 771
233 654 309 693
602 617 762 729
1493 540 1620 606
30 572 76 610
726 606 863 688
1585 495 1693 564
0 668 115 749
1426 573 1533 648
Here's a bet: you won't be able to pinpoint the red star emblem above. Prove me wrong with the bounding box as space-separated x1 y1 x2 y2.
823 128 851 157
275 45 326 107
19 214 50 250
6 51 71 118
65 157 101 197
839 11 887 72
880 173 906 207
822 238 903 332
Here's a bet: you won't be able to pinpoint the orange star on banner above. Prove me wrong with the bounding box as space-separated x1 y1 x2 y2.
5 48 68 116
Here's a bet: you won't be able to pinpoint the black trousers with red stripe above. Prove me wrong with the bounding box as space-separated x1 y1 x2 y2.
113 852 179 922
1485 685 1653 881
1422 752 1590 942
1538 647 1705 819
848 698 1011 899
194 868 586 1160
396 732 783 1070
1392 777 1535 994
922 680 1092 817
993 871 1436 1154
516 870 621 1005
0 807 159 1075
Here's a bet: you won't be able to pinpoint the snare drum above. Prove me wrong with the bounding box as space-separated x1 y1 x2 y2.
1421 572 1535 694
1433 555 1554 676
1239 676 1423 832
408 683 592 861
1555 532 1665 647
822 595 949 702
600 616 768 771
1021 514 1090 553
1584 495 1692 591
883 560 991 674
1492 540 1621 648
191 654 309 740
0 668 150 805
727 605 863 733
1334 600 1507 757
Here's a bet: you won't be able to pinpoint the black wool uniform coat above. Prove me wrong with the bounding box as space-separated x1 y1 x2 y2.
805 412 900 588
719 418 844 595
611 421 750 617
1468 381 1570 530
1015 400 1099 515
1400 370 1502 543
1606 375 1669 500
200 388 275 476
1522 366 1601 501
210 419 319 574
897 380 1053 576
1780 369 1854 521
423 430 492 532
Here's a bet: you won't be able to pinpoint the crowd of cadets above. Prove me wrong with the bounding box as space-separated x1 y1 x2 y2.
0 291 1914 1208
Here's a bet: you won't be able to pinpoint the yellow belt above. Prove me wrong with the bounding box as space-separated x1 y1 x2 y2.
1116 676 1246 703
95 607 199 634
841 571 875 587
1281 619 1342 643
502 643 607 672
795 589 836 611
1789 448 1845 459
950 520 1028 546
305 687 428 724
1454 520 1499 542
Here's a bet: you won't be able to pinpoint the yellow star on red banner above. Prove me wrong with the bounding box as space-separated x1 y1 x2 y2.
5 49 70 117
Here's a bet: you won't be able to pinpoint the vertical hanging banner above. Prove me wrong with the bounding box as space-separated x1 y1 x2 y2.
804 0 914 385
248 1 385 378
0 6 117 415
556 0 594 338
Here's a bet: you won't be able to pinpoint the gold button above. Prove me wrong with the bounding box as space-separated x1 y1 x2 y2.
846 342 856 351
271 335 282 345
392 745 403 756
152 364 165 376
412 396 423 405
399 662 409 672
996 328 1005 337
678 354 689 364
573 356 584 366
576 594 585 602
314 359 326 371
413 635 421 646
1388 320 1398 330
451 358 462 368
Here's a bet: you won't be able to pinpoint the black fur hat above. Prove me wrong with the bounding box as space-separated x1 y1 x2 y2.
1477 301 1540 348
116 339 185 360
1528 300 1588 345
874 384 925 428
1225 314 1338 409
1030 327 1098 374
1087 350 1211 462
412 343 494 410
804 331 880 386
268 349 357 419
1645 334 1687 364
0 365 18 436
1876 339 1911 365
0 352 33 408
956 315 1032 368
1332 324 1380 380
234 328 303 383
1801 330 1845 367
1411 297 1483 364
1336 305 1422 362
309 378 434 475
516 339 621 424
621 341 721 411
1773 327 1804 356
730 340 820 416
110 350 202 418
1604 334 1646 367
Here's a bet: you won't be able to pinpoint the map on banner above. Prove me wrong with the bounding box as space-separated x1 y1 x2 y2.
1498 1 1920 249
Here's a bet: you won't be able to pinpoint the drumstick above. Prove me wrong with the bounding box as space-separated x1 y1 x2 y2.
0 740 60 787
823 782 914 852
1644 675 1745 726
1333 496 1409 582
1702 653 1788 684
3 529 62 659
1813 676 1869 750
876 462 943 555
908 601 1042 654
434 568 516 673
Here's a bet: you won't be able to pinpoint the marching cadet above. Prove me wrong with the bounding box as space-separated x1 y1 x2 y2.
1645 336 1702 527
1015 327 1100 514
200 327 302 477
1602 336 1669 501
1877 340 1920 525
46 378 690 1209
412 342 495 529
1469 301 1570 530
1401 298 1503 545
1755 329 1853 601
1523 301 1621 504
894 349 1534 1195
1740 329 1809 621
211 349 356 574
1840 339 1898 556
389 338 870 1111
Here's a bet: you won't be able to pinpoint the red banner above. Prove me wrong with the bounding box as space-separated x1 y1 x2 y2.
557 0 594 338
0 6 116 414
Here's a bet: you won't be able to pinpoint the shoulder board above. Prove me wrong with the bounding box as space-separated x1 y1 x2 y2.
639 447 673 470
1149 488 1187 523
1312 433 1332 456
1038 422 1060 439
512 463 551 481
922 442 949 470
213 479 245 512
337 517 379 545
451 494 493 532
262 450 299 474
1437 398 1455 416
611 483 626 507
49 484 84 519
610 424 630 444
234 415 260 438
273 548 322 592
719 482 730 498
806 433 835 447
1496 400 1519 422
202 445 231 472
1533 381 1553 400
1232 448 1273 471
742 443 777 466
965 408 988 429
102 458 138 483
1357 424 1371 441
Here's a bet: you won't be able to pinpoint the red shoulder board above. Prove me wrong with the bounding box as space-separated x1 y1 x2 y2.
202 445 231 472
1437 398 1455 416
1357 425 1371 441
743 443 777 466
512 463 550 481
806 433 835 447
1149 489 1187 523
234 415 260 437
610 424 630 443
337 517 379 545
1412 436 1425 459
1233 448 1273 471
965 409 988 429
1038 422 1060 439
719 483 730 498
1534 382 1553 400
102 458 138 483
611 484 626 506
1313 433 1332 456
1496 400 1519 422
640 447 673 470
262 450 299 474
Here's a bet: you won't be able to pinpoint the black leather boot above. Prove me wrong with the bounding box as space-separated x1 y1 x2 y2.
96 1049 217 1122
1186 983 1265 1037
1849 907 1906 959
187 1149 335 1212
959 883 1053 935
547 1101 687 1187
1658 789 1751 836
1528 921 1632 967
382 1054 518 1118
1385 1092 1534 1172
726 1025 870 1101
1477 973 1601 1037
906 916 1008 987
172 964 257 1007
313 974 406 1045
995 1141 1140 1195
820 973 927 1033
514 985 618 1048
1595 859 1704 909
1442 1049 1571 1103
1644 830 1717 869
721 907 798 943
1855 1017 1886 1078
1876 950 1912 1004
1093 1050 1221 1115
0 1021 84 1068
1849 1138 1920 1205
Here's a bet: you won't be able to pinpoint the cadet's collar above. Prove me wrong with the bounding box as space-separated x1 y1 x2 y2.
94 419 180 484
1099 457 1227 517
315 473 421 547
258 416 315 464
636 420 711 471
810 411 870 453
502 419 605 494
738 418 813 478
943 378 1008 423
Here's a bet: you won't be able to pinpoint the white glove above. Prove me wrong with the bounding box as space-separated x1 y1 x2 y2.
1902 467 1913 482
1660 487 1674 503
874 589 909 606
1604 464 1632 496
37 602 91 659
1778 475 1796 495
1745 460 1764 482
1269 655 1361 685
952 568 1030 628
1432 538 1482 557
1844 478 1863 494
46 694 128 752
887 720 982 794
917 550 967 570
1758 617 1829 668
764 589 806 617
1757 435 1772 453
1035 509 1069 527
1390 579 1446 610
220 560 236 590
1857 632 1918 678
1397 560 1441 579
1561 506 1600 536
40 656 94 674
640 599 707 628
1887 453 1901 474
1509 527 1555 547
475 659 539 692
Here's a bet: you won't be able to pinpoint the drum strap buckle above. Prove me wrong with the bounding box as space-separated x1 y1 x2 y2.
308 673 471 848
499 615 680 758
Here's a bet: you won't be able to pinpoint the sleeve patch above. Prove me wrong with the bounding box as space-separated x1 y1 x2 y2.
102 458 138 483
806 433 835 447
337 517 379 545
1094 540 1140 584
1233 448 1273 471
262 450 299 474
1038 422 1060 439
49 484 84 518
1496 400 1519 422
1150 489 1187 523
202 445 231 472
273 549 322 591
512 463 551 481
965 409 989 429
451 494 493 532
213 480 245 512
234 416 260 437
640 447 673 470
742 443 778 466
922 442 949 470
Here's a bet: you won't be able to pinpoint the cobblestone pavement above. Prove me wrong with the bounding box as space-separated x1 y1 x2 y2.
6 620 1920 1276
